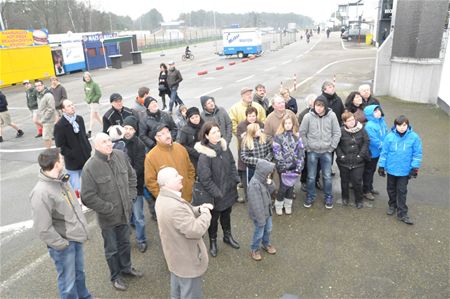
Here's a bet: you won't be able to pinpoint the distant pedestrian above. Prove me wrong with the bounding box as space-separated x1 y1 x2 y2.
363 104 388 201
30 148 92 299
155 167 212 299
81 133 142 291
177 107 205 169
158 63 170 110
336 112 370 209
102 93 134 133
253 84 271 116
229 87 266 136
83 72 102 138
273 114 305 215
247 159 277 261
35 80 56 148
54 99 91 196
195 122 241 257
200 95 232 145
23 80 42 138
167 61 184 113
50 76 68 122
0 90 24 143
280 88 298 115
326 28 331 38
345 91 367 124
378 115 422 225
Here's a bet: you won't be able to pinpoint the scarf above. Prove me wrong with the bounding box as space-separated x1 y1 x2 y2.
63 113 80 133
344 121 363 134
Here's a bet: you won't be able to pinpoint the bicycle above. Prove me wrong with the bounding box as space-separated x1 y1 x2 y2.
182 53 194 61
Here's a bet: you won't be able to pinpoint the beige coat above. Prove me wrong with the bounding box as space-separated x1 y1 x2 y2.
263 109 298 137
156 188 211 278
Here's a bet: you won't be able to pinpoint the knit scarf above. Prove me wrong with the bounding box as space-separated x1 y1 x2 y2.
63 113 80 133
344 121 362 134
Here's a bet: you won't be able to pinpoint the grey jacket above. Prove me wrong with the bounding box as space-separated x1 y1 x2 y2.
50 84 68 109
167 68 183 89
200 106 232 145
299 108 341 153
37 89 56 124
30 171 89 250
247 160 276 226
81 150 137 229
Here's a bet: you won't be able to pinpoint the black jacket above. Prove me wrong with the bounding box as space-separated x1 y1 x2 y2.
124 135 146 195
317 92 345 125
286 96 298 114
362 95 380 109
177 119 204 169
194 139 239 211
102 106 135 133
158 71 171 97
335 124 370 169
138 109 177 150
0 91 8 112
54 115 92 170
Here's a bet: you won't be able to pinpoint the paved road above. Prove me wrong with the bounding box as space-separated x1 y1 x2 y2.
1 32 449 298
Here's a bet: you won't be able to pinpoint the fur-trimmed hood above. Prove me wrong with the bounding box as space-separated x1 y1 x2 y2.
194 138 227 157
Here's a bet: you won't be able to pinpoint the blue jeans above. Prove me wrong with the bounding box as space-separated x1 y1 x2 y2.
250 216 272 251
48 241 92 299
66 169 82 192
306 151 332 201
132 195 147 244
101 224 132 281
169 86 184 112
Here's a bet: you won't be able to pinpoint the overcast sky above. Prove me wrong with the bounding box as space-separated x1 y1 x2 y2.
91 0 344 23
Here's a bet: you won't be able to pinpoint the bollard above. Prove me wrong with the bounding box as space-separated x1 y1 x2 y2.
333 74 336 84
294 74 297 91
242 58 249 62
197 70 208 76
229 62 236 66
216 66 224 70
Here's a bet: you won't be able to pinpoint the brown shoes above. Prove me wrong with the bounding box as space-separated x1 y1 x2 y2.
262 244 277 254
250 250 262 261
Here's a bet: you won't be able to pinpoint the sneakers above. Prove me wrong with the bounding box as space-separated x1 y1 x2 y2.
303 199 313 208
35 133 42 138
364 192 375 201
138 242 148 253
386 206 396 215
16 129 24 137
236 197 245 203
112 277 127 291
250 250 262 261
325 196 333 209
262 244 277 254
370 189 380 195
274 200 284 215
398 215 413 225
342 198 349 206
356 202 364 209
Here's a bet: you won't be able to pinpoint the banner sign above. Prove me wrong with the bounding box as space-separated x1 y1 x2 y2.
0 29 49 48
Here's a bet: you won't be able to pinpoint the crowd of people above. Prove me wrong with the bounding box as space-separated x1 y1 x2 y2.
21 68 423 299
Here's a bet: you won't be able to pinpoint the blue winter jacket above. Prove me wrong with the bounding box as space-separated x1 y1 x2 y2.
364 105 388 158
378 126 422 176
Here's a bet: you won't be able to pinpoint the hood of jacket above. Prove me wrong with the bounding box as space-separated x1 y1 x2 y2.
253 159 275 182
364 104 384 122
194 138 227 158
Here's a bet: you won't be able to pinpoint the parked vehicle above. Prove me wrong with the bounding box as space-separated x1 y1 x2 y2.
222 28 262 58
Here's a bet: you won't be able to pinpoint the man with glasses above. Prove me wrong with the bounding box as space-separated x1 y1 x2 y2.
35 80 56 148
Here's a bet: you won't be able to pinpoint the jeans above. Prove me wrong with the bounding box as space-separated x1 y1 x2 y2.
387 174 410 218
250 216 272 251
306 151 332 201
169 86 184 112
144 187 157 220
132 195 146 244
363 157 379 193
246 166 256 185
48 241 92 299
170 272 203 299
208 207 232 239
66 169 82 193
301 151 320 183
101 224 132 281
338 166 364 204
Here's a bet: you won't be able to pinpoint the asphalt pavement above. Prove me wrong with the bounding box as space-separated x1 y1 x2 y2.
0 32 449 298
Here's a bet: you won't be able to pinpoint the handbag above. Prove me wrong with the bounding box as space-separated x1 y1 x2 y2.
192 180 213 206
158 84 167 92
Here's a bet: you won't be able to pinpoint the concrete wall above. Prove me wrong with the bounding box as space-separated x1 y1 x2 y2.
437 36 450 114
373 32 393 96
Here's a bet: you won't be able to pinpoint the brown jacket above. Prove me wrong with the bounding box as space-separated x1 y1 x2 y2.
263 109 298 137
144 142 195 201
156 188 211 278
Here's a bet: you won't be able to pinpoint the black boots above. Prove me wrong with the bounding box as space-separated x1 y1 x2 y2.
223 231 240 249
209 238 217 257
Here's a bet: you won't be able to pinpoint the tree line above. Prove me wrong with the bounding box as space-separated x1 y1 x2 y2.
0 0 314 34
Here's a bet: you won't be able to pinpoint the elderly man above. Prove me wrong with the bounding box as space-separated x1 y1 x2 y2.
200 95 232 145
358 84 380 108
145 124 195 202
316 81 344 126
155 167 212 299
54 99 91 196
229 87 266 135
30 148 92 299
81 133 141 292
35 79 56 148
264 95 298 138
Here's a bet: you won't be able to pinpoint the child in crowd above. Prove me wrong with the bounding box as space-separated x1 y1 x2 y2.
273 114 305 215
363 104 388 200
247 159 277 261
378 115 422 225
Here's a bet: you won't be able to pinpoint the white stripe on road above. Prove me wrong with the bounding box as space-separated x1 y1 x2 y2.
264 66 276 72
199 57 217 62
281 59 292 65
235 75 255 83
0 146 54 153
341 38 348 50
0 220 33 234
197 87 223 98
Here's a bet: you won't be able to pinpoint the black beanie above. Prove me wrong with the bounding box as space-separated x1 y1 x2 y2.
122 116 138 131
186 107 200 119
110 93 122 102
144 96 157 108
200 95 214 108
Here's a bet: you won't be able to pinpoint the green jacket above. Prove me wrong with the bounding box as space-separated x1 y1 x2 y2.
26 87 38 110
84 80 102 104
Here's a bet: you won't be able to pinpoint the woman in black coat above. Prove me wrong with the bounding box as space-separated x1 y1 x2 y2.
158 63 171 110
177 107 204 169
194 122 240 257
336 111 370 209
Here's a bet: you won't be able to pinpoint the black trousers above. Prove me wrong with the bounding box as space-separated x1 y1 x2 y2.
208 207 232 239
387 174 409 218
338 166 364 204
363 157 379 193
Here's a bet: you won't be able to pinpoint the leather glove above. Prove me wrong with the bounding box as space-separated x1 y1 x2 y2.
409 168 419 179
378 167 386 177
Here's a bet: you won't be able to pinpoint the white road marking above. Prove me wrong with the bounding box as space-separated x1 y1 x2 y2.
197 87 223 98
235 75 255 83
264 66 276 72
341 39 348 50
199 57 217 62
281 59 292 65
0 220 33 235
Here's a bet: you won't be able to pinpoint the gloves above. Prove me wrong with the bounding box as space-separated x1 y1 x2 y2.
409 168 419 179
378 167 386 177
198 203 214 214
